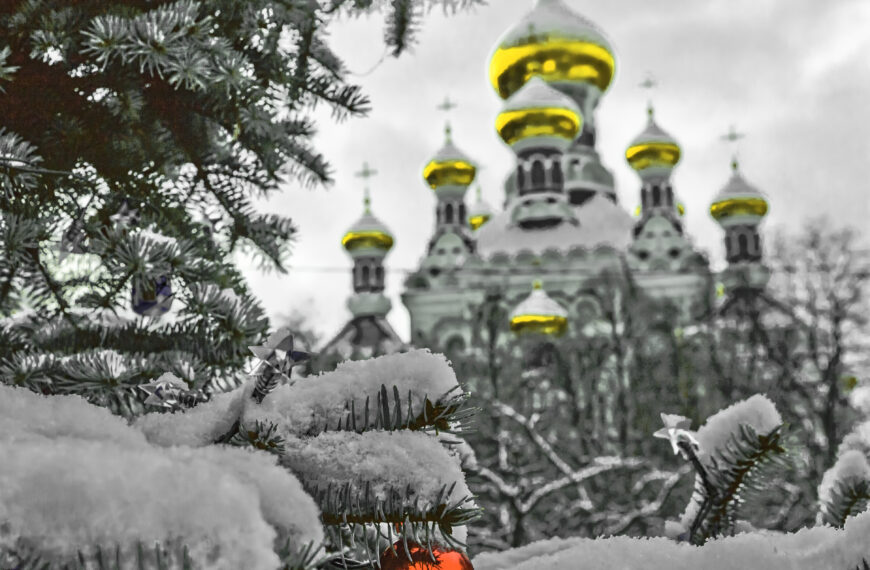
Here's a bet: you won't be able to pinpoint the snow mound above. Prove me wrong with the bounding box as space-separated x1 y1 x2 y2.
0 385 321 569
473 511 870 570
245 349 460 438
837 419 870 459
135 382 251 447
282 430 472 506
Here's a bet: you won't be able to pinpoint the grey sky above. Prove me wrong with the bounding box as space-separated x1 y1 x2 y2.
237 0 870 343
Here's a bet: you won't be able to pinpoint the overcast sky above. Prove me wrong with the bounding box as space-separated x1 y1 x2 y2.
236 0 870 345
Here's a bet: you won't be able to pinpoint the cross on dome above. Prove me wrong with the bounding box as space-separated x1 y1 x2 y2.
355 161 377 211
437 96 458 142
639 74 658 118
721 125 746 171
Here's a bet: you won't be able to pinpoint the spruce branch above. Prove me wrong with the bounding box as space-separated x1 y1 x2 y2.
821 478 870 528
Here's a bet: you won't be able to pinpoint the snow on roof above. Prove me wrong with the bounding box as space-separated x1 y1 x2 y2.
473 510 870 570
476 194 633 258
244 349 460 439
0 384 321 569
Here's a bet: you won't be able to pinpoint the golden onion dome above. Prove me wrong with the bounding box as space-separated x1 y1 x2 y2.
496 77 582 151
625 106 681 174
422 125 476 190
468 185 495 230
709 159 769 225
489 0 615 100
509 280 568 336
341 202 394 255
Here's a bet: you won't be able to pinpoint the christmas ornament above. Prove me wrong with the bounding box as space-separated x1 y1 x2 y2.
131 275 173 316
109 201 140 228
58 217 87 261
380 541 473 570
653 413 699 459
139 372 206 409
249 327 311 404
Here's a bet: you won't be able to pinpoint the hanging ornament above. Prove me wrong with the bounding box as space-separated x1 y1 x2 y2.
138 372 207 410
249 327 311 404
652 412 700 459
131 274 174 316
379 540 473 570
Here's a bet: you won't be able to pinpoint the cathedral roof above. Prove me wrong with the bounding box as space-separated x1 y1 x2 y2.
489 0 616 99
709 159 769 224
423 125 476 190
341 209 394 254
496 77 583 150
626 107 681 174
475 194 634 258
318 315 406 363
509 280 569 336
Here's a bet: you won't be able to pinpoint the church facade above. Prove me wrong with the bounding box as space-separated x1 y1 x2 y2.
321 0 771 361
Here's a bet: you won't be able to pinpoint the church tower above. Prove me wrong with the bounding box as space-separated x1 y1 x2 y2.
710 157 771 304
319 164 405 364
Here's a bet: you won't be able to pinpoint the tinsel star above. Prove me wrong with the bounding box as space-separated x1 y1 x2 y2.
139 372 204 409
109 201 140 228
249 327 311 403
653 413 700 459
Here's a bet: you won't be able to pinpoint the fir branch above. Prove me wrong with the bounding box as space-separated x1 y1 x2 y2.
229 419 286 456
688 424 788 544
332 384 475 435
821 478 870 529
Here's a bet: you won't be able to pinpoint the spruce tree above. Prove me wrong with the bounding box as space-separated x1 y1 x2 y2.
0 0 480 412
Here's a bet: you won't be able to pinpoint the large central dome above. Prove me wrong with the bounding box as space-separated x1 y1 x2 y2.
489 0 616 100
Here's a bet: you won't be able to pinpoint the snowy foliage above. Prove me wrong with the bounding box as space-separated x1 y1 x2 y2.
243 349 462 438
693 394 782 465
473 509 870 570
0 385 322 569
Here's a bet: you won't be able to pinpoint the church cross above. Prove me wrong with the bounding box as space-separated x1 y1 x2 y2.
355 162 377 210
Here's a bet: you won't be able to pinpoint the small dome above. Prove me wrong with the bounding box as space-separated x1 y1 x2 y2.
341 209 394 255
496 77 582 151
509 280 568 336
709 159 769 225
489 0 615 99
625 107 681 174
468 185 495 230
422 126 476 189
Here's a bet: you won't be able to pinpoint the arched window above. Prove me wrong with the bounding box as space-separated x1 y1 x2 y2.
641 188 648 209
531 160 545 188
458 203 466 223
361 265 371 289
753 234 761 257
436 205 442 225
666 186 674 206
445 203 454 224
738 233 749 257
375 266 384 289
516 165 525 191
652 185 661 206
552 160 563 187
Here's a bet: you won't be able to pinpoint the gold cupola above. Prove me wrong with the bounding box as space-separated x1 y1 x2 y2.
496 76 582 152
422 124 476 190
467 184 495 230
341 194 394 258
625 105 681 178
489 0 615 100
709 158 769 228
509 280 568 336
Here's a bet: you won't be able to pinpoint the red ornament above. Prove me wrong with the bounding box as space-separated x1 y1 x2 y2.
379 540 473 570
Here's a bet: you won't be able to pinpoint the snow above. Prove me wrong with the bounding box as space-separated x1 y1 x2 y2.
244 349 461 438
0 385 322 569
693 394 782 465
134 383 251 447
837 419 870 458
473 510 870 570
818 449 870 508
281 430 472 507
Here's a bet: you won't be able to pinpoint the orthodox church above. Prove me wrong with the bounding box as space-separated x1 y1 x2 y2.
320 0 771 361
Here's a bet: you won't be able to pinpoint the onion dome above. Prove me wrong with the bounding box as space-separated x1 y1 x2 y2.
709 158 769 227
509 280 568 336
422 125 476 190
625 106 681 177
468 184 495 230
496 77 582 152
489 0 615 100
341 197 394 258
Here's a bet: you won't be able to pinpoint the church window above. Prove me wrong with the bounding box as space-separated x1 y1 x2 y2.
459 203 466 223
652 185 661 206
375 266 384 288
637 250 650 261
516 165 525 191
753 234 761 257
642 188 648 209
738 232 749 258
361 265 371 289
668 247 681 259
445 203 454 224
552 160 564 186
666 186 674 206
531 160 545 188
